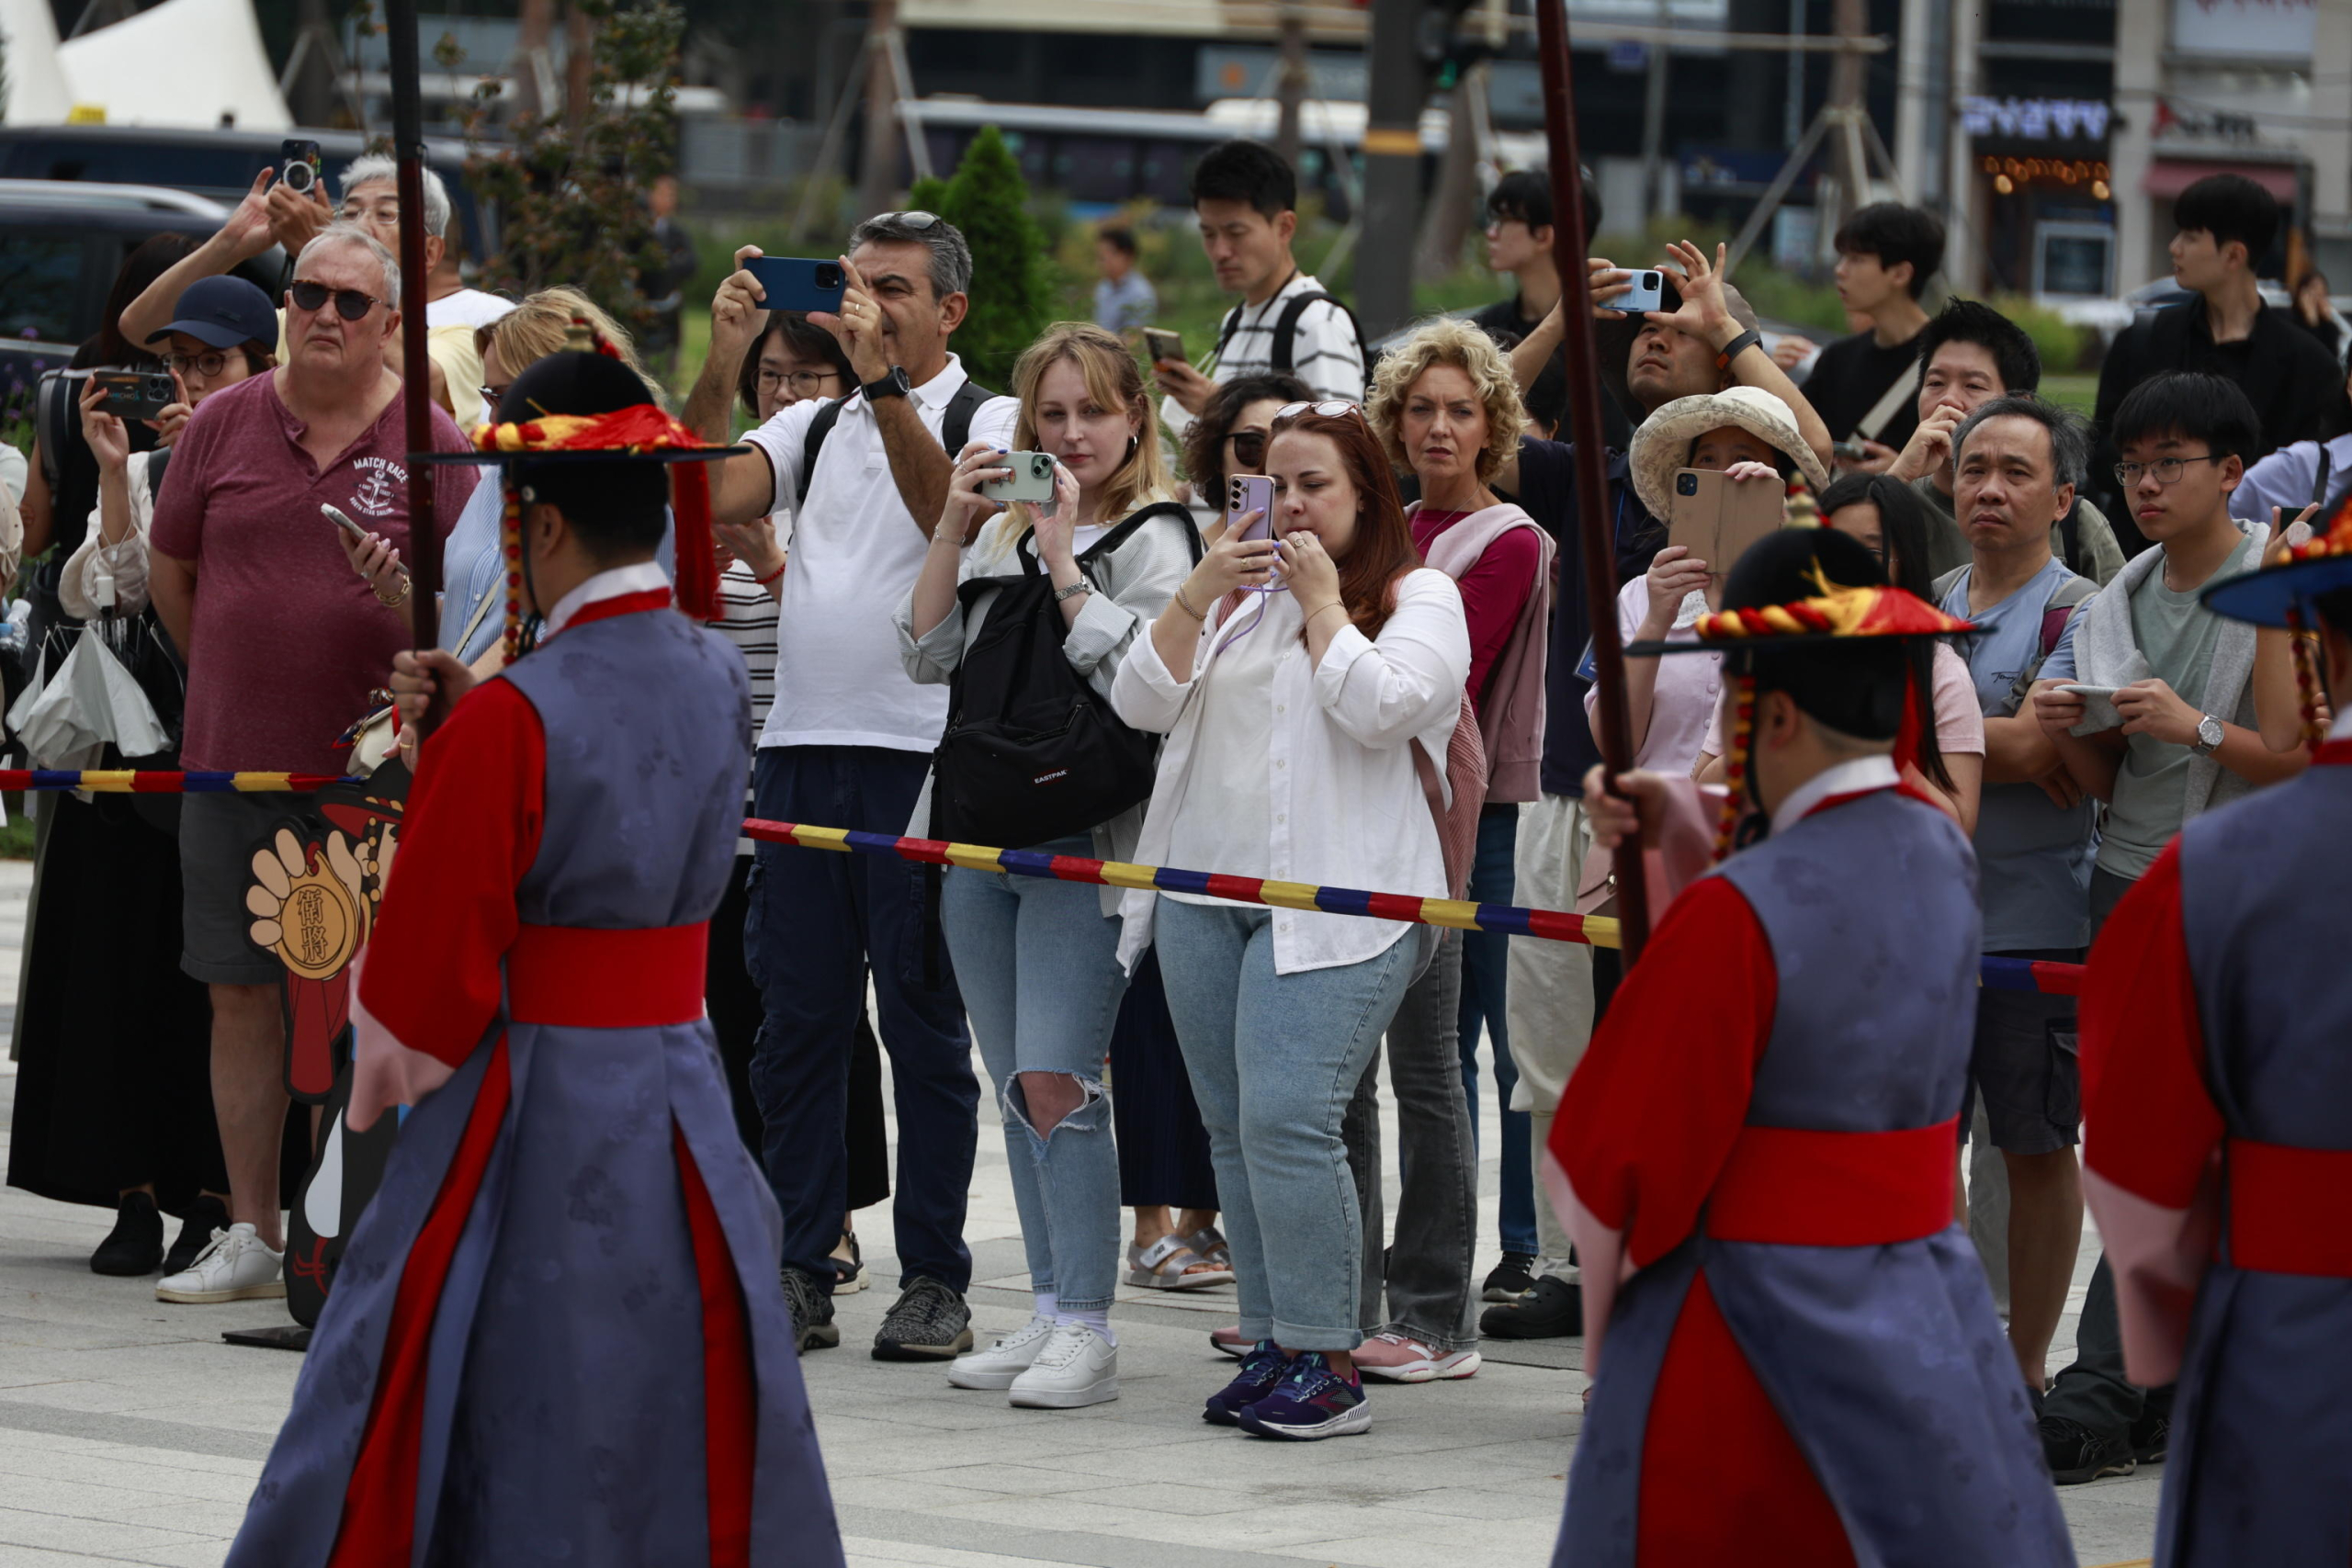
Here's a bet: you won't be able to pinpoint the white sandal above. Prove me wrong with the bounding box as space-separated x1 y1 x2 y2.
1124 1235 1234 1291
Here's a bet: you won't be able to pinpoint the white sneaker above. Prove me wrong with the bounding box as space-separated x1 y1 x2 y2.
945 1314 1056 1391
155 1223 285 1304
1007 1321 1118 1409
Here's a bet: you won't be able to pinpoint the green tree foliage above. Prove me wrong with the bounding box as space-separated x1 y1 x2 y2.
461 0 683 341
928 127 1051 392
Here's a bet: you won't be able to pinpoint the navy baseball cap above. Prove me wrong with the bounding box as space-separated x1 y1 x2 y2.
144 276 278 350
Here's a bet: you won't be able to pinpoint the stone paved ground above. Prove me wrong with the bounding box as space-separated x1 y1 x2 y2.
0 857 2161 1566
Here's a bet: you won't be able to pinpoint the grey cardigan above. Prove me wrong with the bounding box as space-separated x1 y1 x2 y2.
893 501 1201 913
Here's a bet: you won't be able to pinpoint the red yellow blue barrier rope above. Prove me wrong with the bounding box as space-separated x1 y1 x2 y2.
0 770 359 794
741 819 2086 997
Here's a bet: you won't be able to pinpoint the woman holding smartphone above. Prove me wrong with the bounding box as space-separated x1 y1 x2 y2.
898 321 1198 1409
1113 405 1470 1441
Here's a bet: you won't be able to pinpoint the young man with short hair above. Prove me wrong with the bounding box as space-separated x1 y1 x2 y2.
2092 175 2343 542
1154 141 1364 430
1471 170 1588 348
1806 202 1948 472
1890 299 2125 581
2028 369 2308 1481
1934 397 2100 1398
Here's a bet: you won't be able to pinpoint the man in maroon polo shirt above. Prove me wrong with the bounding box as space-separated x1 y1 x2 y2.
149 222 475 1306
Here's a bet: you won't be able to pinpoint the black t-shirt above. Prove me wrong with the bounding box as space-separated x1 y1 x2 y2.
1468 295 1637 450
1503 438 1662 796
1804 327 1926 452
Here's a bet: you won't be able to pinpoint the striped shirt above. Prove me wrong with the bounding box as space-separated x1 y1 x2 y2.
1159 271 1367 440
707 540 783 852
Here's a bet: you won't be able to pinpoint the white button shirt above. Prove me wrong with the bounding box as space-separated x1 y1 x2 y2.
1111 567 1470 975
742 355 1019 753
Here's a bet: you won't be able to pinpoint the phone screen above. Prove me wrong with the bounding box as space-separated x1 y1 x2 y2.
1144 329 1184 365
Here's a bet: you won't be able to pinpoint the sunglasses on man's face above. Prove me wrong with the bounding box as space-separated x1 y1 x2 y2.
289 280 383 321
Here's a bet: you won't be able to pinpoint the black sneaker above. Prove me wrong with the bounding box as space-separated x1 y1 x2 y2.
1481 1252 1538 1303
163 1194 230 1277
781 1266 840 1356
2130 1409 2169 1467
873 1276 974 1361
2040 1415 2135 1484
1479 1274 1582 1339
90 1192 164 1276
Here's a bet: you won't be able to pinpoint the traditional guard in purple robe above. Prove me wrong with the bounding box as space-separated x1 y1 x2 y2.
1544 528 2074 1566
224 349 843 1568
2079 499 2352 1567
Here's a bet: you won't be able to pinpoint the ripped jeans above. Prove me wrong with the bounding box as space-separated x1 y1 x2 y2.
940 839 1129 1313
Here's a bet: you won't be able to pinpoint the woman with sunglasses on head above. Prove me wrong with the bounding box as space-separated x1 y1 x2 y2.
1180 372 1315 524
1346 319 1553 1384
7 272 276 1280
898 322 1198 1407
1113 404 1470 1440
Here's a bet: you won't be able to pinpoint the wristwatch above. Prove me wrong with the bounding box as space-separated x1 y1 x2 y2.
1052 580 1091 604
862 367 911 401
1714 327 1763 373
2190 714 2225 757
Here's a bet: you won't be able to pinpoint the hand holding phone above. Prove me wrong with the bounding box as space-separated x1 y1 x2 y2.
742 257 850 316
279 139 323 197
322 503 370 543
1611 269 1665 317
92 370 176 423
1143 328 1184 367
1225 475 1281 591
979 452 1058 504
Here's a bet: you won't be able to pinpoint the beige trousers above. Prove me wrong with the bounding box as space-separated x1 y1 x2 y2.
1503 794 1598 1282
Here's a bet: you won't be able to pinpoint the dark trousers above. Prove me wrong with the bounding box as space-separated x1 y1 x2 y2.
746 745 978 1294
1107 948 1219 1211
708 853 890 1210
1456 805 1535 1257
2044 864 2171 1436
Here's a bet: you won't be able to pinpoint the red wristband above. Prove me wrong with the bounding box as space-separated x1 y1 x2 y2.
754 559 786 586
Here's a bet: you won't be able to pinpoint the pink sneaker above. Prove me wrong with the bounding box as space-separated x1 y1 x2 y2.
1352 1330 1481 1383
1210 1323 1249 1359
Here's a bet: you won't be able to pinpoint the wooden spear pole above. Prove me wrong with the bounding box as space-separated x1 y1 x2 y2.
1534 0 1651 964
383 0 444 733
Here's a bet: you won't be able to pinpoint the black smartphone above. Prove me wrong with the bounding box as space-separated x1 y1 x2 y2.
743 256 849 315
279 138 323 197
1143 328 1184 365
92 369 177 421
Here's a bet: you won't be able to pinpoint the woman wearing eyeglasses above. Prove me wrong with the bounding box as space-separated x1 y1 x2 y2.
1114 403 1470 1440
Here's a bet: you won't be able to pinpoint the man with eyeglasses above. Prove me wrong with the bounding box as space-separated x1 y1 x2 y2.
2023 368 2309 1483
119 156 512 428
145 222 480 1311
690 209 1018 1364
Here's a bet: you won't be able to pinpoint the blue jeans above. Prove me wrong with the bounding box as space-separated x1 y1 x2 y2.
1154 897 1419 1351
746 745 978 1293
940 840 1128 1313
1457 806 1536 1257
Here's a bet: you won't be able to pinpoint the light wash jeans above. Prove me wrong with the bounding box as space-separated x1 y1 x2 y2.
940 837 1128 1313
1154 897 1419 1351
1346 928 1479 1351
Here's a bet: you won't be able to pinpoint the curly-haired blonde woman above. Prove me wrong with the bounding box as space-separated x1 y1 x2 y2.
899 321 1201 1409
1351 317 1554 1382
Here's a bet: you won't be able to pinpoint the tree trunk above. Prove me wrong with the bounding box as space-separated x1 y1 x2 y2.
855 0 902 219
564 2 595 144
1415 67 1484 283
513 0 555 120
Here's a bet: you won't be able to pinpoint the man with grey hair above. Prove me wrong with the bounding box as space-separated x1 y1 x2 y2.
1928 392 2098 1404
689 211 1017 1361
146 221 479 1307
119 157 511 424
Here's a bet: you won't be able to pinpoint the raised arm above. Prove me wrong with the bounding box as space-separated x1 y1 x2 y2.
119 170 285 347
1655 241 1832 470
684 245 769 444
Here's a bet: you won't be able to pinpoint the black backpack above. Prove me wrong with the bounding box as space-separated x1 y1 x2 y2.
793 379 995 506
1215 290 1380 383
929 502 1200 849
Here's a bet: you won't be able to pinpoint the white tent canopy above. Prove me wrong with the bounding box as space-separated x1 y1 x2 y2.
22 0 294 130
0 0 76 125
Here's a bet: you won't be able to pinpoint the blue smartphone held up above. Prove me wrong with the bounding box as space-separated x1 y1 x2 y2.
1611 268 1665 316
744 256 849 315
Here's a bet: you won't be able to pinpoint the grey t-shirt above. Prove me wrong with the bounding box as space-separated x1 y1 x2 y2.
2096 529 2264 881
1939 558 2096 951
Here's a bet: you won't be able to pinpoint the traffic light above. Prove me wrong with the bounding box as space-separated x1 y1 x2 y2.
1419 0 1493 90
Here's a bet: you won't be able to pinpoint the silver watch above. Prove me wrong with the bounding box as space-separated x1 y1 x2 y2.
1052 580 1091 604
2190 714 2224 756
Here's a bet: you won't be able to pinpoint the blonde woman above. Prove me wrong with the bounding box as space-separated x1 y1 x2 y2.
1349 318 1553 1382
897 322 1201 1409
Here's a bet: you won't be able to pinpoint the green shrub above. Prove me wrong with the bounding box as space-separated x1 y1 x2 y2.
929 127 1053 391
1989 294 2096 378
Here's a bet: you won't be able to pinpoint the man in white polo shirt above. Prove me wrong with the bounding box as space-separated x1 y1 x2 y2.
699 210 1018 1363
